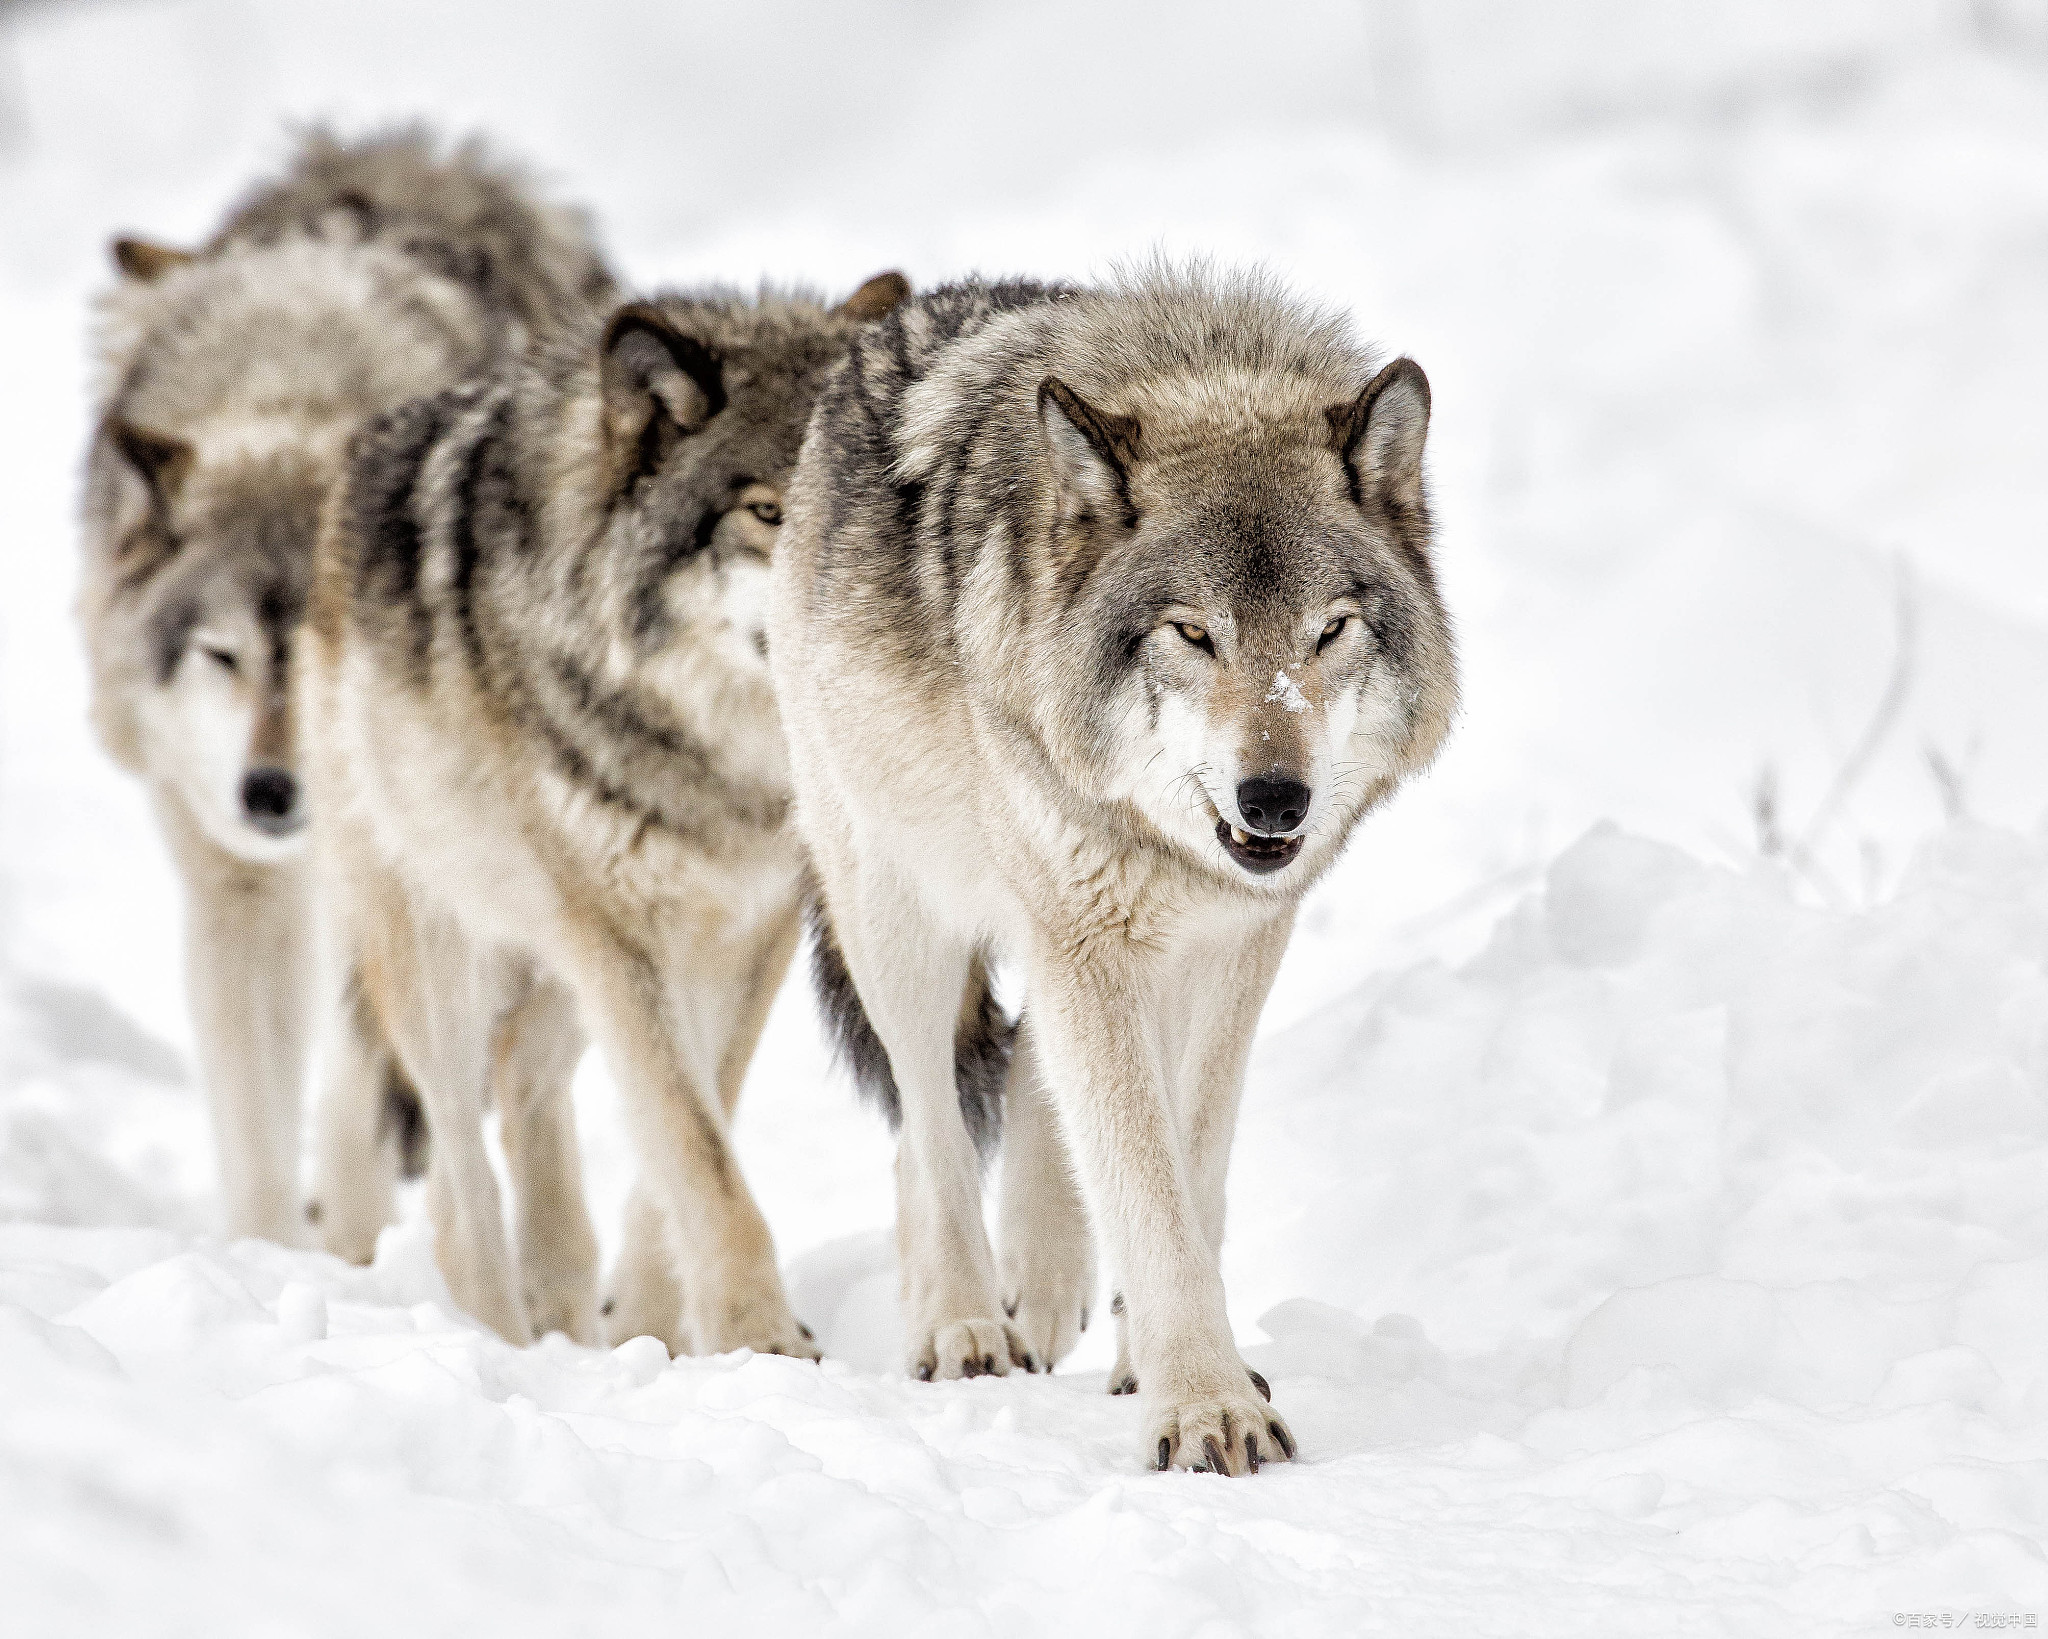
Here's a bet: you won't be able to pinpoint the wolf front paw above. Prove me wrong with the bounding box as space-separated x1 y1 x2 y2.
597 1253 685 1354
521 1227 600 1345
524 1273 599 1346
912 1316 1037 1380
306 1196 381 1267
1148 1383 1294 1476
1001 1261 1091 1373
695 1298 822 1361
305 1178 393 1263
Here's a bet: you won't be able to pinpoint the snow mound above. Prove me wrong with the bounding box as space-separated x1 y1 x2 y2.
5 822 2047 1632
1235 822 2048 1378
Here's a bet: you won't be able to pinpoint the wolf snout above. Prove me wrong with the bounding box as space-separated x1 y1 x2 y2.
1235 775 1310 837
241 766 303 836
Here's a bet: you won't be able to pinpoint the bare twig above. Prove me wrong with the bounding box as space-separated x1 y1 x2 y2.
1925 742 1969 823
1786 556 1917 890
1752 763 1786 858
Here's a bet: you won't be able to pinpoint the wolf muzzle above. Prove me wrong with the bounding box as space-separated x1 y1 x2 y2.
1221 775 1309 873
240 765 303 836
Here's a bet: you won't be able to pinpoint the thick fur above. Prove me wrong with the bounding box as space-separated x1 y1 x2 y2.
804 881 1011 1159
205 125 616 345
305 277 908 1353
770 266 1456 1470
79 131 613 1243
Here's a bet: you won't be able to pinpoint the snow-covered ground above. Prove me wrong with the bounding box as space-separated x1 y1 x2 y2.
3 2 2046 1632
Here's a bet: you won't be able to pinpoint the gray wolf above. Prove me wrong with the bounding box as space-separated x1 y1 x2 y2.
769 267 1457 1472
78 129 613 1243
303 274 911 1350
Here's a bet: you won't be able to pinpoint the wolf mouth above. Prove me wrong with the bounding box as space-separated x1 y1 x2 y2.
1215 817 1303 875
245 811 306 840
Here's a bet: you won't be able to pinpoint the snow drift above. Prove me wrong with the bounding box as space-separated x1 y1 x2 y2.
5 823 2046 1634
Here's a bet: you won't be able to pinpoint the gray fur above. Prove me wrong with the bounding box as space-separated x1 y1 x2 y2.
305 275 912 1353
805 887 1011 1159
78 130 616 1242
795 269 1451 805
320 287 878 852
207 124 616 344
769 263 1457 1463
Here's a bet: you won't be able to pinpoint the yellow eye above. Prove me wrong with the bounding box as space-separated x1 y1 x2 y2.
1174 621 1212 651
1317 615 1349 652
748 499 784 525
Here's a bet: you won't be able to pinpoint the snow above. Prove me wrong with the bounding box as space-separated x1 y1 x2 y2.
1264 670 1310 714
4 2 2048 1633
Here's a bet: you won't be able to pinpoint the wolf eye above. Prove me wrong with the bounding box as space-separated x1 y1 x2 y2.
1316 616 1349 653
1173 622 1214 654
202 646 239 674
748 500 783 526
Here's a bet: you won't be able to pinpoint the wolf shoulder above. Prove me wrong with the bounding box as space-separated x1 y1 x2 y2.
781 279 1074 632
311 379 514 654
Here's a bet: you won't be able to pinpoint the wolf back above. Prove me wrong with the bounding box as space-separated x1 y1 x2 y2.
120 125 616 349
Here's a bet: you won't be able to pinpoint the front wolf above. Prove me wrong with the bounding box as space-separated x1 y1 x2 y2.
305 275 909 1350
78 130 611 1242
771 269 1457 1472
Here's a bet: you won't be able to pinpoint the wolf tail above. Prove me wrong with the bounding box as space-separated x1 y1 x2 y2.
804 886 1012 1161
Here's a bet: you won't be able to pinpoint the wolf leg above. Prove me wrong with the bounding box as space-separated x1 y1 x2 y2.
996 1017 1095 1371
1101 912 1293 1405
161 794 311 1245
713 899 801 1118
820 860 1030 1380
601 1181 687 1352
305 960 404 1263
492 972 599 1344
357 873 529 1344
602 900 813 1358
1176 913 1290 1264
599 902 797 1353
1026 932 1291 1475
560 923 813 1360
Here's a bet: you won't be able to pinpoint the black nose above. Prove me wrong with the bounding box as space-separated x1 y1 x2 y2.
241 767 301 834
1236 776 1310 836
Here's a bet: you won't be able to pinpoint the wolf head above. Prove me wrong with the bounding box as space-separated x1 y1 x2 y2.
101 417 322 860
1023 278 1457 892
575 272 910 682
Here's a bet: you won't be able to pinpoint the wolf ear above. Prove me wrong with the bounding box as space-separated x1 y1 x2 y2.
1038 376 1141 527
111 418 194 508
835 271 911 322
600 303 725 494
111 237 195 283
1327 359 1430 515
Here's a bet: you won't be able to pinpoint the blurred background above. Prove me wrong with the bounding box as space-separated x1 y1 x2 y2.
2 0 2045 1251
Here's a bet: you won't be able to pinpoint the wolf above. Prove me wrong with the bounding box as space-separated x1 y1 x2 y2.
303 273 911 1350
769 268 1458 1473
79 130 613 1244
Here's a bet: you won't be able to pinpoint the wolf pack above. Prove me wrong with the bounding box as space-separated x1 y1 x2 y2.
80 130 1457 1477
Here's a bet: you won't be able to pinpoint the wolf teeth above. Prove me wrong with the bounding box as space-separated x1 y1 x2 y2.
1231 826 1249 845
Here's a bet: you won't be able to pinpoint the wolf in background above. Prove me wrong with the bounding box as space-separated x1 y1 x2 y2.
79 129 613 1242
771 268 1457 1471
304 274 910 1349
